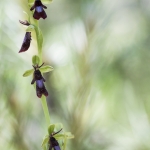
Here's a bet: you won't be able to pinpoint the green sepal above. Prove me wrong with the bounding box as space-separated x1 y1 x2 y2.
26 25 35 32
48 123 63 135
41 135 49 148
48 124 55 135
54 132 74 140
64 132 74 139
28 0 53 6
23 69 34 77
40 65 53 73
54 134 65 140
32 55 40 65
54 123 63 131
54 123 63 136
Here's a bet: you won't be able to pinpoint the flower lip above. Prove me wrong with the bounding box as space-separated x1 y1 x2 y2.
30 0 47 20
36 83 48 98
31 63 49 98
19 32 32 53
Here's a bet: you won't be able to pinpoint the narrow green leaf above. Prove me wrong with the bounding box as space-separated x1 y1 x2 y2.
40 65 53 73
32 55 40 65
48 124 55 135
23 69 34 77
41 135 49 147
26 25 35 32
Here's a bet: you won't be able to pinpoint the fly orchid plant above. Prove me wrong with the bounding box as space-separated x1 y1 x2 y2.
18 0 74 150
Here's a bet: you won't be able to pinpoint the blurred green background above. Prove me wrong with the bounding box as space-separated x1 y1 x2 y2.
1 0 150 149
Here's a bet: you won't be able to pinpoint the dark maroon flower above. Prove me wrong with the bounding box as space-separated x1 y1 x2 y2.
30 0 47 20
31 63 48 98
19 32 32 53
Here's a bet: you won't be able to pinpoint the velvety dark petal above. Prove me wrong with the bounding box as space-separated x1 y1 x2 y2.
36 86 48 98
36 86 42 98
33 6 42 20
36 6 43 13
31 0 47 20
31 78 35 84
49 145 52 150
40 9 47 19
35 0 47 9
42 77 46 82
30 4 35 11
54 146 61 150
42 4 47 9
33 6 47 20
36 79 44 88
30 0 42 11
49 131 62 150
32 65 49 98
43 88 48 97
36 79 48 98
34 70 43 80
50 137 59 147
33 13 40 20
19 32 31 53
35 0 43 7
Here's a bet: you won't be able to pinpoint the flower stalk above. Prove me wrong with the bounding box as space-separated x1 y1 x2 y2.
41 95 50 127
32 17 50 126
19 1 74 149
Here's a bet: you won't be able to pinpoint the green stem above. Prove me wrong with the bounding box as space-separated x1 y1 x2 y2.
63 135 67 150
41 96 51 127
33 19 42 62
34 18 50 128
34 18 39 27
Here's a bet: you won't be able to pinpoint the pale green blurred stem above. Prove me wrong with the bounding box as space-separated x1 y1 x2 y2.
63 136 67 150
41 96 51 127
34 19 50 128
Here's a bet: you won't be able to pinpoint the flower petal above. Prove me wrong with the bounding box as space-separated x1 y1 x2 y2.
19 32 31 53
30 4 35 11
33 6 47 20
31 0 47 20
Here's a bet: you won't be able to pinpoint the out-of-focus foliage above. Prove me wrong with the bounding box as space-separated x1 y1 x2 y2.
1 0 150 150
